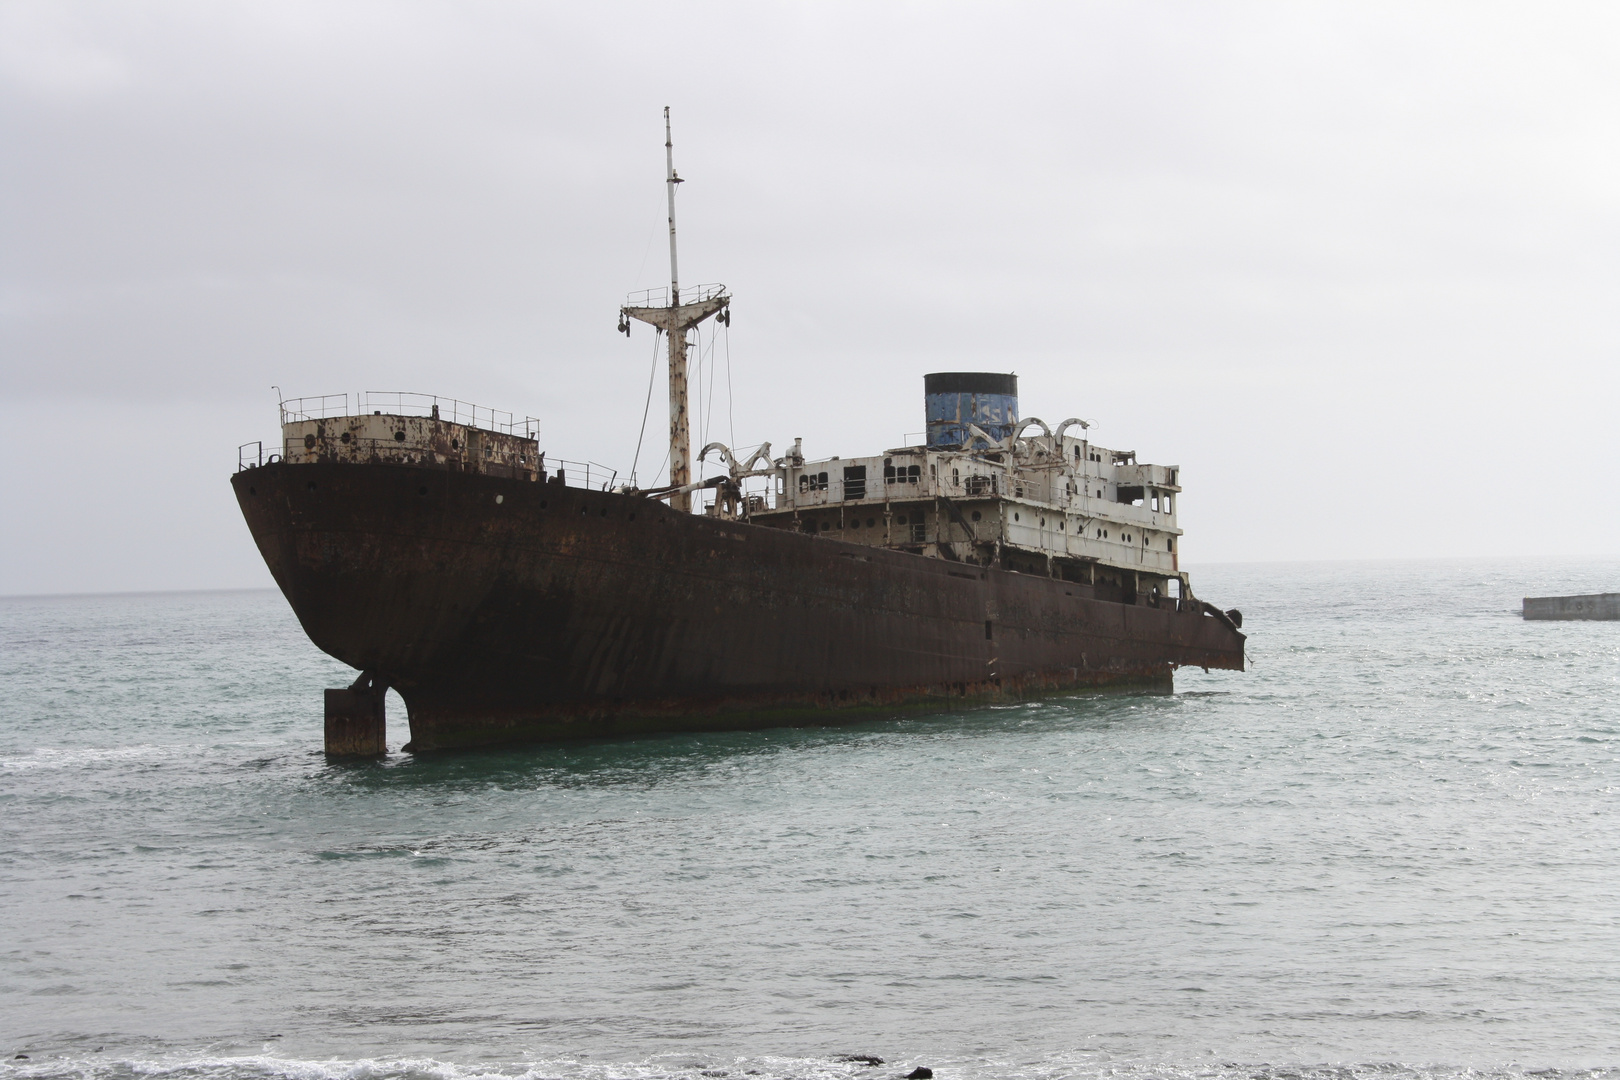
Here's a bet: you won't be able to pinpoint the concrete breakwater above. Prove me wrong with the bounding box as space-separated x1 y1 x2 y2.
1522 592 1620 620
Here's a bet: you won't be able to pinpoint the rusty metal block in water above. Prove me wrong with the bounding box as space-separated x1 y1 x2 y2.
324 686 385 756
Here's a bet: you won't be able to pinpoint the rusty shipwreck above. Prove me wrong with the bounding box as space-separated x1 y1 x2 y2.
230 110 1246 753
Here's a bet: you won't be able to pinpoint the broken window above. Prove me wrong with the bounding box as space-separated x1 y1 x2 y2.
1116 485 1145 506
843 465 867 500
965 475 993 496
883 462 919 485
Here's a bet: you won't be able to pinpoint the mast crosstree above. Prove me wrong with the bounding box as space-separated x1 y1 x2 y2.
621 106 730 512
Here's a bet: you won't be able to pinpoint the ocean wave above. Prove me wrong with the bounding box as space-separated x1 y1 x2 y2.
4 1056 1619 1080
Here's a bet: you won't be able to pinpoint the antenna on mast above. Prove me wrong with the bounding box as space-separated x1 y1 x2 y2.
620 107 729 513
665 106 682 308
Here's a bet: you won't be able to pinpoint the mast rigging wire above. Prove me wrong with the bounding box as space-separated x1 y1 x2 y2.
724 320 735 450
628 327 662 487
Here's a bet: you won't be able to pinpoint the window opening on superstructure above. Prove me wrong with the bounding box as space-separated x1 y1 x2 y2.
843 465 867 500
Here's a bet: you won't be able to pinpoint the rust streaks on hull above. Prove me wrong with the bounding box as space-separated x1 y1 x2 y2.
233 462 1244 749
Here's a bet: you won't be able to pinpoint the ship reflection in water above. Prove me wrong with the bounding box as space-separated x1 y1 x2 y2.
230 112 1244 753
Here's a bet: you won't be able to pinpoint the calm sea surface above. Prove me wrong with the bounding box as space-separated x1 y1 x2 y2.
5 558 1620 1080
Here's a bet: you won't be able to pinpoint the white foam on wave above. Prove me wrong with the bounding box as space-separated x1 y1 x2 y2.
0 744 191 772
3 1054 1618 1080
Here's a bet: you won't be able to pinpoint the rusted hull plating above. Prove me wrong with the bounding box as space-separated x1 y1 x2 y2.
231 462 1245 750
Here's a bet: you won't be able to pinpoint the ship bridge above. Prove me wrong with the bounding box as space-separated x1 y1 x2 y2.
706 373 1192 607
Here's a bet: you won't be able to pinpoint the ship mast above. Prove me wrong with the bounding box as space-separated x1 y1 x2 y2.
621 107 730 512
665 106 680 308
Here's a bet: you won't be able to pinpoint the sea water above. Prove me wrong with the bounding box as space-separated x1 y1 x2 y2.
4 558 1620 1080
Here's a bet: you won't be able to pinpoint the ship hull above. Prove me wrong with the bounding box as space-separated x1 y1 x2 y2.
232 462 1245 749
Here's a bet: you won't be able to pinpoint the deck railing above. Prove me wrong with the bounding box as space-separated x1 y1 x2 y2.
237 439 619 491
622 283 727 310
277 392 539 437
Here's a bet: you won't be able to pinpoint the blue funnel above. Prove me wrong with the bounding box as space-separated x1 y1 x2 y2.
924 372 1018 448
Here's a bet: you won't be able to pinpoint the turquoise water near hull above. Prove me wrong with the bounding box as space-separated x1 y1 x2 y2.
4 558 1620 1080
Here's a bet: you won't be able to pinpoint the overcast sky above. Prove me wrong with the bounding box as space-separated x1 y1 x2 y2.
4 1 1618 594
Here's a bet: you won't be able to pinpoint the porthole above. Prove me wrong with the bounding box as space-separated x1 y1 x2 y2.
417 486 428 496
539 499 548 509
1039 517 1045 527
247 486 256 496
852 519 861 529
867 517 875 527
339 432 352 444
1014 512 1020 522
628 512 636 521
303 434 316 450
394 431 406 442
600 508 608 517
971 511 981 521
580 505 588 515
451 439 460 449
898 515 908 525
306 481 317 492
821 521 830 531
495 494 504 504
